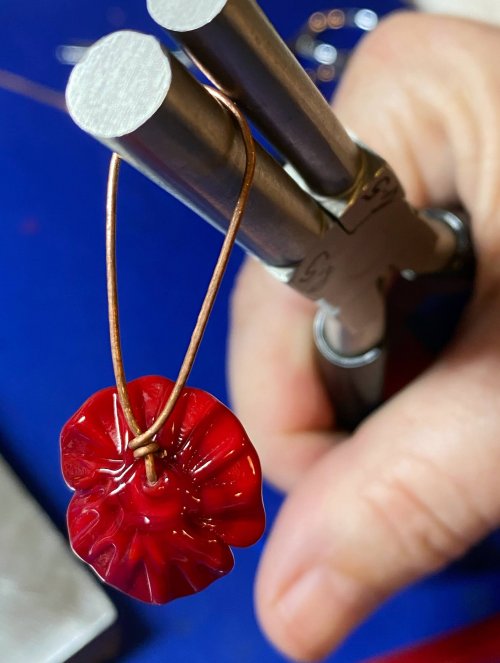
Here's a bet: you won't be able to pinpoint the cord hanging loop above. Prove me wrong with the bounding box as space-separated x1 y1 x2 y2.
105 87 256 485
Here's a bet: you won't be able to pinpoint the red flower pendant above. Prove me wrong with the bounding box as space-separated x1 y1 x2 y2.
60 376 265 604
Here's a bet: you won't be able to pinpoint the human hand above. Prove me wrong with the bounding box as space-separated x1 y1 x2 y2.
229 13 500 662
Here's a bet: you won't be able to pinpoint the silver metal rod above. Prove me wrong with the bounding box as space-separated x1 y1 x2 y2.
315 308 386 428
147 0 361 196
66 30 332 267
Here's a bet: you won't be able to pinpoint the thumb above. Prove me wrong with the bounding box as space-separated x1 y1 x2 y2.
257 294 500 661
255 12 500 662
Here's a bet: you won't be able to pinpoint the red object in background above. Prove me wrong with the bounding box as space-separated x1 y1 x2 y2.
61 376 265 604
369 615 500 663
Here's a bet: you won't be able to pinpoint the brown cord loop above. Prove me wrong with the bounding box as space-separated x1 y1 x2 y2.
106 87 256 485
133 442 163 459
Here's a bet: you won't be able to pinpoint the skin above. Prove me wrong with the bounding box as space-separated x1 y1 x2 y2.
229 13 500 662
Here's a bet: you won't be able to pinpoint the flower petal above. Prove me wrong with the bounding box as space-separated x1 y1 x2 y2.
63 376 265 603
61 388 133 490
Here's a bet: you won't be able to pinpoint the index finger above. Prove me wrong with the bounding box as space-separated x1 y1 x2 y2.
229 258 339 492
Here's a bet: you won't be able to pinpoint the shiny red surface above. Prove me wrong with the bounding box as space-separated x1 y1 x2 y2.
60 376 265 604
369 615 500 663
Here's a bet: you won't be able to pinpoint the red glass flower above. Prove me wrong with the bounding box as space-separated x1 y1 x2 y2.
60 375 265 604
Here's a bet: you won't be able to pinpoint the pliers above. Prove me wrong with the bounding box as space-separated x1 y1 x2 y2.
66 0 473 428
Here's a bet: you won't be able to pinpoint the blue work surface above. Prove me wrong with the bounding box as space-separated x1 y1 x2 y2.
1 1 499 662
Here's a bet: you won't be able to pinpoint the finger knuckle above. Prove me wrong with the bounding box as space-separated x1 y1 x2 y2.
351 11 427 67
361 454 475 577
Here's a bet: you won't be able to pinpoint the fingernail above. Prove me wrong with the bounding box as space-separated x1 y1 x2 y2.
271 565 364 662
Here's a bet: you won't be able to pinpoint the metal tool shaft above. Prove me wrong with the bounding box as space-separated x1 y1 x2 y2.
147 0 360 196
66 30 332 267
